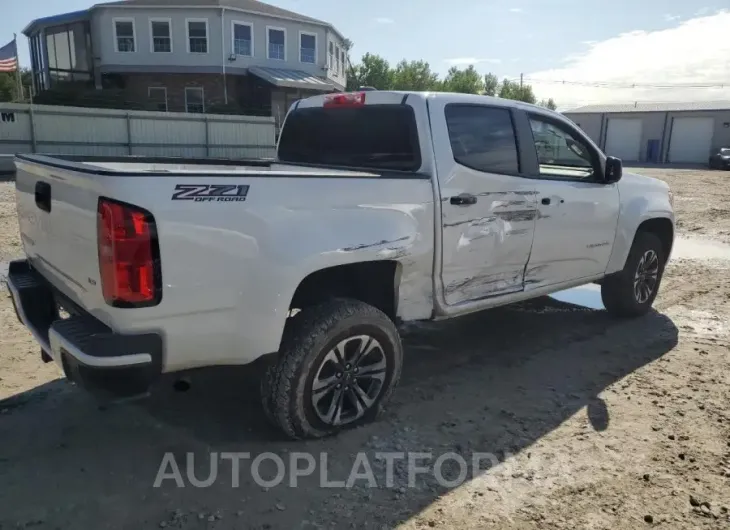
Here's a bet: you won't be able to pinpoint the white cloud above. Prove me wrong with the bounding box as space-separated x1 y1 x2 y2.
528 10 730 107
663 13 681 22
374 17 394 24
581 40 598 46
509 7 524 13
445 57 502 66
695 7 710 16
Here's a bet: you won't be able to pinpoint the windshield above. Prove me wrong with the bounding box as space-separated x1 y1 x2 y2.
277 105 421 171
721 148 730 155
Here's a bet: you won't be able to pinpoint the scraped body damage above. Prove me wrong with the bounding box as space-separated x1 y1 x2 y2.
441 175 539 305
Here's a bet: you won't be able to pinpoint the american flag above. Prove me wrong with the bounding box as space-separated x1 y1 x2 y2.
0 39 18 73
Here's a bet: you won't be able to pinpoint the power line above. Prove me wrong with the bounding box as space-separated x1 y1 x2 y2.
507 77 730 89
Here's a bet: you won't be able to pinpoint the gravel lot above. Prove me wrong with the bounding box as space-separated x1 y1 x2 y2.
1 168 730 529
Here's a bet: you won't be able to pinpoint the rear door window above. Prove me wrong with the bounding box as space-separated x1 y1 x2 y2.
444 104 520 174
277 105 421 171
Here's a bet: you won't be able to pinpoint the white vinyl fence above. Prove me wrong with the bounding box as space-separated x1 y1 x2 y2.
0 103 277 173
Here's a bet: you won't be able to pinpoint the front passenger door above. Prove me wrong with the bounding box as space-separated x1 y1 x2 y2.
524 114 620 289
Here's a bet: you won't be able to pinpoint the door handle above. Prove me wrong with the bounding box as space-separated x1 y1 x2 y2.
35 181 51 213
450 193 477 206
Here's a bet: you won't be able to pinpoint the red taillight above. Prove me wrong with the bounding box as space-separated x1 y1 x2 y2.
323 92 366 108
97 198 161 307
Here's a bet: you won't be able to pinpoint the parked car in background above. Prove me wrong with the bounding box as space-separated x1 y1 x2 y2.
709 147 730 170
8 91 675 440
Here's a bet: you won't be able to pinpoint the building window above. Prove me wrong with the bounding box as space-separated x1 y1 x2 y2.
335 45 340 74
340 49 346 75
267 27 285 60
299 32 316 64
187 19 208 53
148 87 168 112
328 41 334 69
113 18 136 52
42 21 94 88
185 87 205 113
232 22 252 56
150 19 172 53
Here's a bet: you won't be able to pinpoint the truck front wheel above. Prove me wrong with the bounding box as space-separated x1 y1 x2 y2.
261 298 403 439
601 232 666 318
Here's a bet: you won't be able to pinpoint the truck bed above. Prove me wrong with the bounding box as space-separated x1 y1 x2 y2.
12 151 435 372
16 154 387 178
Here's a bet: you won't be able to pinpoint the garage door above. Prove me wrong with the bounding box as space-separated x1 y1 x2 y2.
604 119 643 162
668 117 714 163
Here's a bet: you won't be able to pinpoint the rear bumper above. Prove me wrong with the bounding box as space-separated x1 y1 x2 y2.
6 259 163 398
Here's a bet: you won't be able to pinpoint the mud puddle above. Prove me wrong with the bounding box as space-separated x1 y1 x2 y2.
673 236 730 260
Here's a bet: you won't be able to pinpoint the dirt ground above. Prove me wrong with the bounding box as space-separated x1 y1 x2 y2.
1 168 730 530
647 166 730 244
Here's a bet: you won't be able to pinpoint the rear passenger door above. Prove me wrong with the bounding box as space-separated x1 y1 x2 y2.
431 101 539 306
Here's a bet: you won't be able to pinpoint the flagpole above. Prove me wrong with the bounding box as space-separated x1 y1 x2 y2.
13 33 22 102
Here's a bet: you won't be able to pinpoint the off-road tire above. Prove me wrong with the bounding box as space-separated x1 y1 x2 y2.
260 298 403 439
601 231 666 318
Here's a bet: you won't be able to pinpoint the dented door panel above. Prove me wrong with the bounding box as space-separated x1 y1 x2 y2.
430 99 540 306
440 169 538 305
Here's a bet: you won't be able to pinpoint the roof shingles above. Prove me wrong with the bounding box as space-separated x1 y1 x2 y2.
99 0 327 25
24 0 340 36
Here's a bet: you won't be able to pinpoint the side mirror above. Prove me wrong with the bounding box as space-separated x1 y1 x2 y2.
605 156 623 183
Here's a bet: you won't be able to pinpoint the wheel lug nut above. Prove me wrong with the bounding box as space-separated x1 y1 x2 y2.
354 367 359 373
336 372 343 378
345 364 351 370
336 383 342 389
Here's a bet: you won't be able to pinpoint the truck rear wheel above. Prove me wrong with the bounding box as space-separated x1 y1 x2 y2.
261 298 403 439
601 232 666 318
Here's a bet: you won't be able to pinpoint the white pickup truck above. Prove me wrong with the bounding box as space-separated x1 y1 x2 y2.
7 91 674 439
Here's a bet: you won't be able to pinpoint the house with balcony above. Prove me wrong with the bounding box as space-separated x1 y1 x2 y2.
23 0 349 123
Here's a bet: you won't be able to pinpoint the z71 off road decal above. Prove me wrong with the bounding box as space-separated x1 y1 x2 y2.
171 184 249 202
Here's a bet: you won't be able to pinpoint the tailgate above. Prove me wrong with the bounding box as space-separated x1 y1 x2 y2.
14 155 105 315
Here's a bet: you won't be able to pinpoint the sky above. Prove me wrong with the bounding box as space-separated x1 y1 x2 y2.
4 0 730 108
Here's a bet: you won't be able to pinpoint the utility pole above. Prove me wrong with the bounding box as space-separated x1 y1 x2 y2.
520 73 523 89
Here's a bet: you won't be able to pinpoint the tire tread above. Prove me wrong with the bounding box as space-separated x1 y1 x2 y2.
261 298 402 439
601 231 665 318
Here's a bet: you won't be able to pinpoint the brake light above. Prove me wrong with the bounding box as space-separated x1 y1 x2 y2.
323 92 366 108
97 198 161 307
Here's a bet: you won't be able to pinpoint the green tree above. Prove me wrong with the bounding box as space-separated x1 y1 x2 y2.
498 79 537 104
442 65 484 94
342 38 354 72
539 97 557 110
483 72 499 96
347 53 393 91
344 52 560 104
0 74 13 102
391 60 440 91
0 68 33 102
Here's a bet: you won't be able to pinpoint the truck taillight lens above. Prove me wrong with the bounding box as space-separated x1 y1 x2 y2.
97 198 161 307
323 92 366 108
